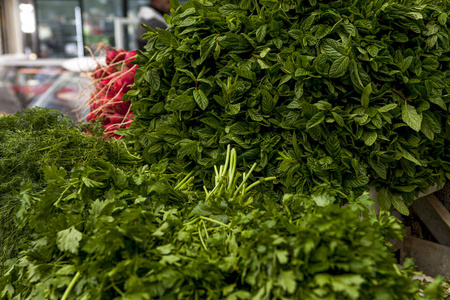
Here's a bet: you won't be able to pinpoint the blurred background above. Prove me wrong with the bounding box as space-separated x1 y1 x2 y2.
0 0 182 120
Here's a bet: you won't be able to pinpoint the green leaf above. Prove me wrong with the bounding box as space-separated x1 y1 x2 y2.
294 82 304 100
366 45 380 57
363 131 377 146
177 139 198 159
345 174 369 188
401 104 422 132
312 192 335 207
149 70 161 91
193 89 209 110
219 4 245 16
57 226 82 254
323 39 343 60
438 13 448 26
256 24 267 43
261 89 276 114
392 195 409 216
400 148 422 166
248 108 264 122
407 12 423 20
170 0 180 12
423 111 441 133
306 112 325 130
421 57 439 71
235 68 255 81
378 103 397 113
429 96 447 110
392 185 417 193
361 83 372 108
421 120 435 140
227 103 241 115
368 159 387 180
332 112 345 127
278 75 292 86
277 270 297 294
377 188 392 210
329 56 350 78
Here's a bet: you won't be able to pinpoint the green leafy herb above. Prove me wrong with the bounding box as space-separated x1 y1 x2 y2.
127 0 450 211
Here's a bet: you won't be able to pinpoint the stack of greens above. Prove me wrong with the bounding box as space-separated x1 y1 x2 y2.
126 0 450 213
0 145 446 299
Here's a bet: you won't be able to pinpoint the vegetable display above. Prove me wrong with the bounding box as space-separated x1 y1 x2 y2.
1 0 450 298
127 0 450 213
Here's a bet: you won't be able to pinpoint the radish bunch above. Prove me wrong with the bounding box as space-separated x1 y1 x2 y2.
87 48 137 139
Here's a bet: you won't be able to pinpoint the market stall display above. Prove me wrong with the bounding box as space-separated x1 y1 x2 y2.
0 0 449 299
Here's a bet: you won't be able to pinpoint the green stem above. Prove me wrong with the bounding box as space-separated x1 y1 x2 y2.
202 221 210 239
222 145 231 177
54 181 79 207
184 216 200 227
119 140 142 160
111 282 125 296
234 163 257 196
198 226 208 251
244 177 277 194
200 216 230 228
61 271 81 300
174 171 194 190
227 149 237 191
178 176 195 190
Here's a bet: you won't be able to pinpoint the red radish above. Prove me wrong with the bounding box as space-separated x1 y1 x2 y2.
113 77 124 93
114 101 131 115
86 47 137 138
94 65 117 79
116 49 127 61
121 71 135 86
86 111 98 122
106 113 125 124
106 50 118 64
125 50 137 68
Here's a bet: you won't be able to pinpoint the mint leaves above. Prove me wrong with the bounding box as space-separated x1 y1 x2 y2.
127 0 450 211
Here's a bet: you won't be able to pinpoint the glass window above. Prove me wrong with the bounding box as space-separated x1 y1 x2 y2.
35 0 81 58
82 0 123 52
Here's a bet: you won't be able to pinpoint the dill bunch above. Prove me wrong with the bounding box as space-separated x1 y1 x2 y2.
0 107 139 270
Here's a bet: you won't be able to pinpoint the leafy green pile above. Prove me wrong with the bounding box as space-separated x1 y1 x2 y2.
126 0 450 212
0 108 139 269
1 154 445 299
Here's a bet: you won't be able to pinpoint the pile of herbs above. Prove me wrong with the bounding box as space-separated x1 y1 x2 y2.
0 108 139 270
0 150 445 299
126 0 450 213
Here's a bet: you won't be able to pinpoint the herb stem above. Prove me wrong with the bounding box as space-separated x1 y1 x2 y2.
202 221 210 238
198 226 208 251
391 88 412 104
174 170 194 190
184 217 200 226
234 163 257 196
61 271 81 300
54 182 78 207
200 216 230 228
111 282 125 296
244 176 277 194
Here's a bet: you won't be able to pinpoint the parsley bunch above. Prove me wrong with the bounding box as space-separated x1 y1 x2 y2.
0 153 445 299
